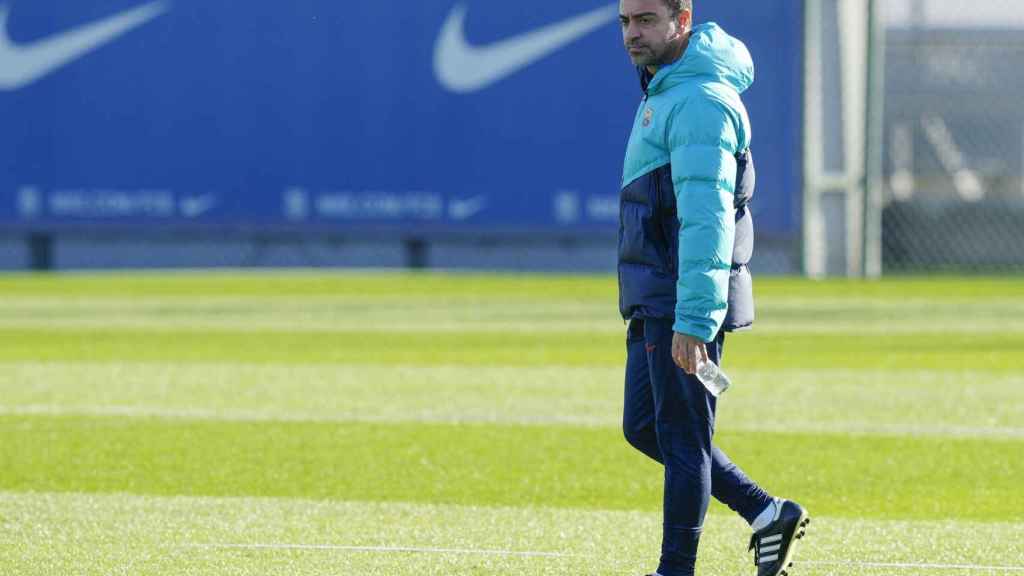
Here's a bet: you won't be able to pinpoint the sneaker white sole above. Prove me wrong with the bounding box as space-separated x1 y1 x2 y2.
775 513 811 576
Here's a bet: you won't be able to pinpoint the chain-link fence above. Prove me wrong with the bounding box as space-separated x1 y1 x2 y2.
882 0 1024 271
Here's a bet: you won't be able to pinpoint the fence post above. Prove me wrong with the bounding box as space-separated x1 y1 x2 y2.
863 0 886 278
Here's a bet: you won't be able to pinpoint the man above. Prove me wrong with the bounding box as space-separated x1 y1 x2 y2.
616 1 809 575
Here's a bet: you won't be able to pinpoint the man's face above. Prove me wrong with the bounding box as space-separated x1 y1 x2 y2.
619 0 689 68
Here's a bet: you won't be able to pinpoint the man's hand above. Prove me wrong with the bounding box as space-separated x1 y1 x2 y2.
672 332 708 375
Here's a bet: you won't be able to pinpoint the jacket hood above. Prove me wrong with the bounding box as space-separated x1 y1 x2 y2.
642 22 754 96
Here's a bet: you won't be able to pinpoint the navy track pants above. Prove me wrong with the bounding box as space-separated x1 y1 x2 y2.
623 318 772 576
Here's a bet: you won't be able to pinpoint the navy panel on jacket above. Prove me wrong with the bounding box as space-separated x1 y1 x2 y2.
618 150 756 332
619 164 678 321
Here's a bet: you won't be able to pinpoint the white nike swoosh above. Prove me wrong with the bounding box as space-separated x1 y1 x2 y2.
0 2 169 91
17 186 42 218
434 2 618 94
180 194 217 218
448 195 487 220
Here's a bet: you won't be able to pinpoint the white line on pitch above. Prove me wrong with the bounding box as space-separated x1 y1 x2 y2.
180 543 575 558
805 560 1024 572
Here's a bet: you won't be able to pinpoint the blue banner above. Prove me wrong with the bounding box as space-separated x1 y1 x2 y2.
1 0 802 235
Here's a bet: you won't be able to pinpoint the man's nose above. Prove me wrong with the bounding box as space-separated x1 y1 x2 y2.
624 21 640 42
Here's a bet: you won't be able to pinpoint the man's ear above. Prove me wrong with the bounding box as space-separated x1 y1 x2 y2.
678 9 692 32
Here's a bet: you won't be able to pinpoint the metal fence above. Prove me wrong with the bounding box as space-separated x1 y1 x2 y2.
882 1 1024 271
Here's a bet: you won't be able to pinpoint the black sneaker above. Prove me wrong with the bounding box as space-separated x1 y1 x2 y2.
748 499 810 576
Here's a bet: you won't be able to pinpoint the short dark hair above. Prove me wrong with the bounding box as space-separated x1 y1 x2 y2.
662 0 692 16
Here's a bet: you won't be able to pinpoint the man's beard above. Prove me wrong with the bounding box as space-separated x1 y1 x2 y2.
628 41 678 68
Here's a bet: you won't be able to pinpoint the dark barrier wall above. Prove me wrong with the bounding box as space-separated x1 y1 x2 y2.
1 0 802 237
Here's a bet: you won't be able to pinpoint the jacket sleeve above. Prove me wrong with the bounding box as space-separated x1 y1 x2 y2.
667 95 740 342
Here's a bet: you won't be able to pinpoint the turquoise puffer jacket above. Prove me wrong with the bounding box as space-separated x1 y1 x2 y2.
618 22 755 342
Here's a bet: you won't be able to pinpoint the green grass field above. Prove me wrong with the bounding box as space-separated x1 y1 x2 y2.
1 271 1022 575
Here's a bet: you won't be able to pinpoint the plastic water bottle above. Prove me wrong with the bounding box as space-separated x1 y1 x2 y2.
696 360 731 397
